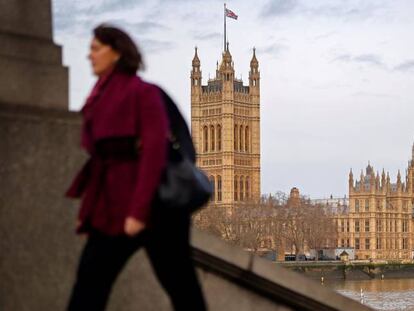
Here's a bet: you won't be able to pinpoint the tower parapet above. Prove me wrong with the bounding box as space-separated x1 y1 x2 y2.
351 162 412 195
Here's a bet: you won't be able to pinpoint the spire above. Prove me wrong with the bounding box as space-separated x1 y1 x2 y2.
250 47 258 67
192 46 200 67
191 46 201 90
219 42 233 72
366 161 373 175
376 171 380 190
381 168 386 189
397 169 402 192
412 142 414 161
349 168 354 188
386 171 391 192
407 167 413 193
405 169 409 192
223 42 232 60
249 47 260 90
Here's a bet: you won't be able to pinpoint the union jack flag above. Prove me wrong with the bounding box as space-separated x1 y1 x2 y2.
225 8 238 20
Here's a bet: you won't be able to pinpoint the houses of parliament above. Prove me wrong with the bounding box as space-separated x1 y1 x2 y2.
336 146 414 260
189 44 414 261
190 44 261 212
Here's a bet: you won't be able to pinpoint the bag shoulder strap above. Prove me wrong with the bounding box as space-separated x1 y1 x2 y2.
156 86 196 163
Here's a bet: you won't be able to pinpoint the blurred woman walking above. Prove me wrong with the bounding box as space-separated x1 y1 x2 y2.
64 24 207 311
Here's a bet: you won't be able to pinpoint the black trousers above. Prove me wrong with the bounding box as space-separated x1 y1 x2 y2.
67 210 207 311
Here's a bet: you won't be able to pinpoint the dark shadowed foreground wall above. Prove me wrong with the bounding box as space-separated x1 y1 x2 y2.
0 0 68 109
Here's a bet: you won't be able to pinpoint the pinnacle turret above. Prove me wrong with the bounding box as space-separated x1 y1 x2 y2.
192 46 200 67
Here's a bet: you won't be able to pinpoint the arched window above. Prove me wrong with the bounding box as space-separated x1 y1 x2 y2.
239 125 243 152
245 176 250 200
355 199 359 212
217 125 222 151
234 125 238 151
245 126 249 152
203 126 208 152
210 176 215 202
240 176 244 201
217 175 222 201
234 176 238 201
210 125 215 151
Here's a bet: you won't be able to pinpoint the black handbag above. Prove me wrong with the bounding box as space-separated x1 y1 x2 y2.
155 134 212 213
153 87 212 214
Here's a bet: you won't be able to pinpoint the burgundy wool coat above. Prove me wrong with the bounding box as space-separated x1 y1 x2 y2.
64 69 169 236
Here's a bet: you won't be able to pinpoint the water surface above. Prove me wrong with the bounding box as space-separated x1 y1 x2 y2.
329 278 414 310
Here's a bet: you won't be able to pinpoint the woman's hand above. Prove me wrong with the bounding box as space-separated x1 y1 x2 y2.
124 217 146 236
76 219 89 239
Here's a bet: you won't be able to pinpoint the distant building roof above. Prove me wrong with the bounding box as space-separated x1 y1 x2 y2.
340 250 349 256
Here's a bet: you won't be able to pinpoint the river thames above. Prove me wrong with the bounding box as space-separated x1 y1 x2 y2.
328 278 414 310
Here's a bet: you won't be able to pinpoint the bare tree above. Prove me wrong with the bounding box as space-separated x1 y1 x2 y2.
192 205 240 245
235 200 270 253
305 203 338 260
193 191 339 261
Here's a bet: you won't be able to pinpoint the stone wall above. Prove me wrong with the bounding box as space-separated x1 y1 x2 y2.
0 0 68 109
280 261 414 281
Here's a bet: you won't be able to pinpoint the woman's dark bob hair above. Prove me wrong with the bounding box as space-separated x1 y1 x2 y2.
93 24 144 75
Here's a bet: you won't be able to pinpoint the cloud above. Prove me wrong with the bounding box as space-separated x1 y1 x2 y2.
88 0 142 15
305 3 384 20
353 54 384 67
53 1 171 53
314 31 337 40
261 0 298 18
351 91 399 100
192 32 222 41
333 53 352 62
53 2 105 35
260 0 388 21
137 38 175 53
106 20 169 34
394 60 414 72
53 2 88 33
53 1 151 34
259 42 288 57
333 53 385 67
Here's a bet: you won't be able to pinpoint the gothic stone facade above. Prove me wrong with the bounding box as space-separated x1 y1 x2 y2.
190 45 261 212
336 146 414 260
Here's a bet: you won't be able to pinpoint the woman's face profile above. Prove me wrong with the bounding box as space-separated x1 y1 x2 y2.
88 37 120 77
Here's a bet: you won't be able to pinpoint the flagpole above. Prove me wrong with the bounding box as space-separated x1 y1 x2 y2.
224 3 226 51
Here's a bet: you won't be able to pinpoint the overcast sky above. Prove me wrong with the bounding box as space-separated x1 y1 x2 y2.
52 0 414 199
